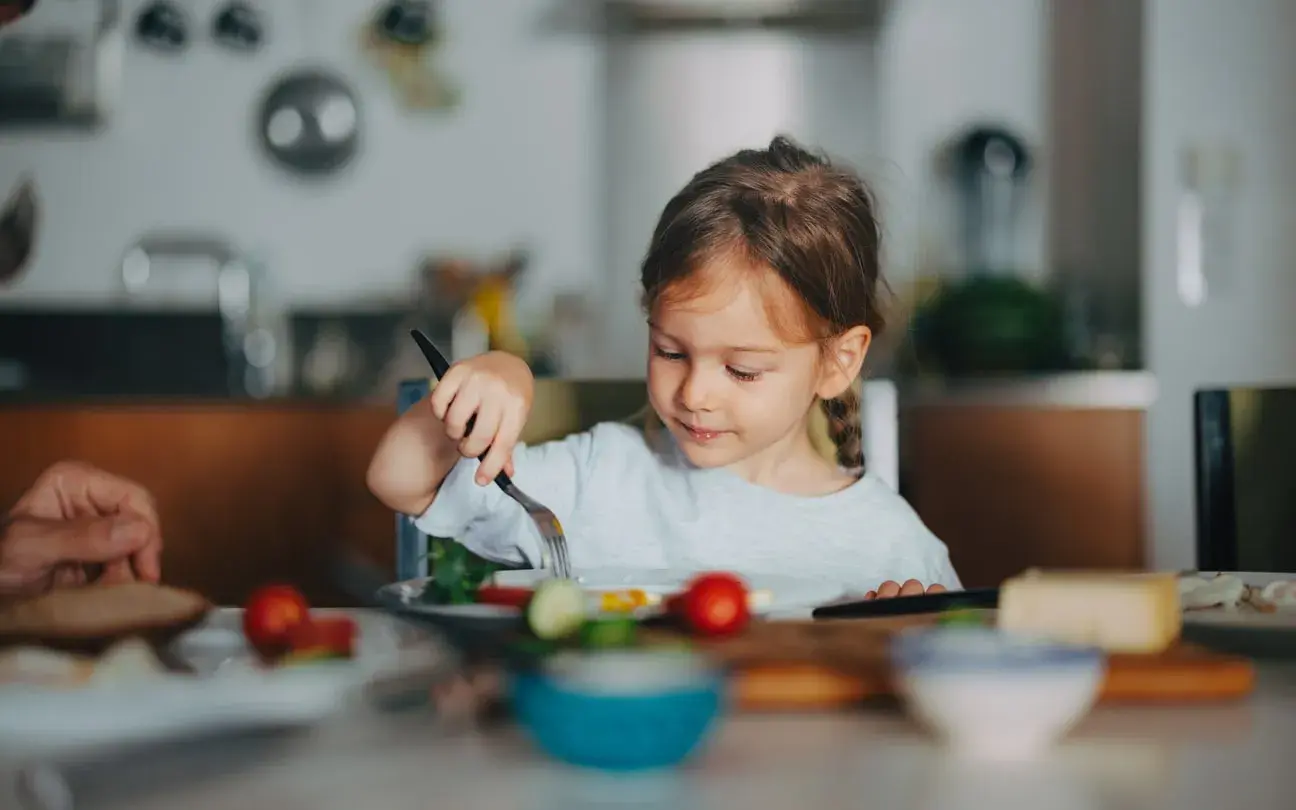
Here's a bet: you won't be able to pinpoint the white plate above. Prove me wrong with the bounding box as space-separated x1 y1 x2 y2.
493 567 847 617
379 568 848 621
378 579 522 620
1183 609 1296 629
0 608 449 758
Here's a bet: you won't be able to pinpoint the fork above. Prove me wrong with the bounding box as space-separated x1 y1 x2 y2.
409 329 572 579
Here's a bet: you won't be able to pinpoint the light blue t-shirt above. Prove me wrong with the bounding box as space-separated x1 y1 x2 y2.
415 422 962 594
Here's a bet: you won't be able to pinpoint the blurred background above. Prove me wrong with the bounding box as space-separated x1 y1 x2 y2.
1 0 1293 605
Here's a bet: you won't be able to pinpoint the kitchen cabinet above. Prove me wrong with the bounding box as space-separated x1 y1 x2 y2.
0 404 394 607
0 374 1154 603
901 373 1153 588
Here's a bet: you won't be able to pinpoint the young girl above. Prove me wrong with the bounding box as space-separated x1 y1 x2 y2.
368 136 961 598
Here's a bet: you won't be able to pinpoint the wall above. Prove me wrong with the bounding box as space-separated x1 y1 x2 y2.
595 0 1050 375
0 0 602 317
1143 0 1296 570
875 0 1048 290
1048 0 1142 364
2 0 1053 363
598 29 882 375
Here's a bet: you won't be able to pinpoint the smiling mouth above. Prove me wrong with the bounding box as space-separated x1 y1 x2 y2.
677 421 729 443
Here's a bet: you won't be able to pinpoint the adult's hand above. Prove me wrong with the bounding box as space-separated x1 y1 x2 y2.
0 461 162 599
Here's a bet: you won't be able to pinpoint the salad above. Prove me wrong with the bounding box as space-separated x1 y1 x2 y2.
416 537 756 649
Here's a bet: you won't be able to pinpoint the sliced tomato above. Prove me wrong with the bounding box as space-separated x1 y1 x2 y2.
286 615 357 659
475 585 534 609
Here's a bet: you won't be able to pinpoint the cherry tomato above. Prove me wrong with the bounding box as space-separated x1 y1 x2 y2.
677 572 750 637
474 586 534 609
243 584 310 656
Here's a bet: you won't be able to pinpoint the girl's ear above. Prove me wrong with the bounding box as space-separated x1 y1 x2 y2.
815 326 871 400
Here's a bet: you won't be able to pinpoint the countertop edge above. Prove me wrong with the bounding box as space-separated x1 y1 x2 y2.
898 371 1157 410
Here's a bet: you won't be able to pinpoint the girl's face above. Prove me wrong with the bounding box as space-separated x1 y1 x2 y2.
646 255 869 478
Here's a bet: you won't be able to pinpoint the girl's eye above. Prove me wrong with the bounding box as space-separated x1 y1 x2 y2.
653 346 686 361
727 367 762 382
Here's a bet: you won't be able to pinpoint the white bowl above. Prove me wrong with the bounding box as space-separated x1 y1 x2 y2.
891 627 1105 760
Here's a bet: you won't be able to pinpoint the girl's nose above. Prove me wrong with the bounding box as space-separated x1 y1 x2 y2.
679 368 717 412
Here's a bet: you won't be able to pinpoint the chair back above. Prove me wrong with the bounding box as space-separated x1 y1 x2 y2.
1194 386 1296 572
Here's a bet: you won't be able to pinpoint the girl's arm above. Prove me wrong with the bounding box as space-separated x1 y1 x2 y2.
366 351 534 516
366 403 461 517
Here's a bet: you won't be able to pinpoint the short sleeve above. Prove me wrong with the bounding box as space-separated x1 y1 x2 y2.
917 531 963 591
844 476 964 592
412 429 598 567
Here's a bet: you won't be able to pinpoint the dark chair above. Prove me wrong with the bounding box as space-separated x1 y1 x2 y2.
1195 386 1296 572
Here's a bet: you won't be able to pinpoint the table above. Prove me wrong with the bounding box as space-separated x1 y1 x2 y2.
8 664 1296 810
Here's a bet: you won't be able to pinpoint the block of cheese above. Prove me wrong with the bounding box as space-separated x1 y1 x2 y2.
997 571 1182 654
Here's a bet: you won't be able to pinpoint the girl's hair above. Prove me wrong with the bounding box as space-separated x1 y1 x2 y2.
639 135 886 471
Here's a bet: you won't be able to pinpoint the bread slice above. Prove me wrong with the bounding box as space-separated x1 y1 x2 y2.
0 582 212 654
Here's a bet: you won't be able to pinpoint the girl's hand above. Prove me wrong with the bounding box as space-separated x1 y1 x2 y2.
427 351 534 486
864 580 947 600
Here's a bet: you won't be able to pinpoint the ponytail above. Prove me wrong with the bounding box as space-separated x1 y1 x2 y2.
819 387 864 471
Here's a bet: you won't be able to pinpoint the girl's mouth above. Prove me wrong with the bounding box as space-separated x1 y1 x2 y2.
678 422 728 443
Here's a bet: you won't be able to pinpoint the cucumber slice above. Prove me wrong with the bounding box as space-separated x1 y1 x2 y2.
579 617 638 649
526 579 587 640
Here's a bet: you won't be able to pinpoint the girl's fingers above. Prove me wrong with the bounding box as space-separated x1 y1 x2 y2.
477 408 522 485
876 580 902 599
899 579 925 597
460 400 502 460
428 365 467 421
442 385 481 442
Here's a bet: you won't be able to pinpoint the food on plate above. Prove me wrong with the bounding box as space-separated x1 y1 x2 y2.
0 582 211 653
243 584 310 657
937 608 989 627
1257 580 1296 609
241 584 357 664
1173 573 1296 614
421 538 500 605
599 588 653 613
282 615 358 664
87 637 171 684
526 579 587 640
998 571 1181 653
579 616 638 649
1178 573 1247 610
0 645 94 687
475 585 535 609
0 637 169 688
669 572 751 637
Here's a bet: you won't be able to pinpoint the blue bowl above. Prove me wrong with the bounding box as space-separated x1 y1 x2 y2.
510 650 725 771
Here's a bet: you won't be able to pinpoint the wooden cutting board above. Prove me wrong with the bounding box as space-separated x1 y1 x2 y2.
646 614 1256 712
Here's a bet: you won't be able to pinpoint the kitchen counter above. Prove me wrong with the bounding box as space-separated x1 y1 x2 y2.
900 370 1157 410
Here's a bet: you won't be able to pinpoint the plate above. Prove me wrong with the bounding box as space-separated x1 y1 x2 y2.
0 608 449 758
377 578 524 621
493 568 848 618
379 568 849 621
